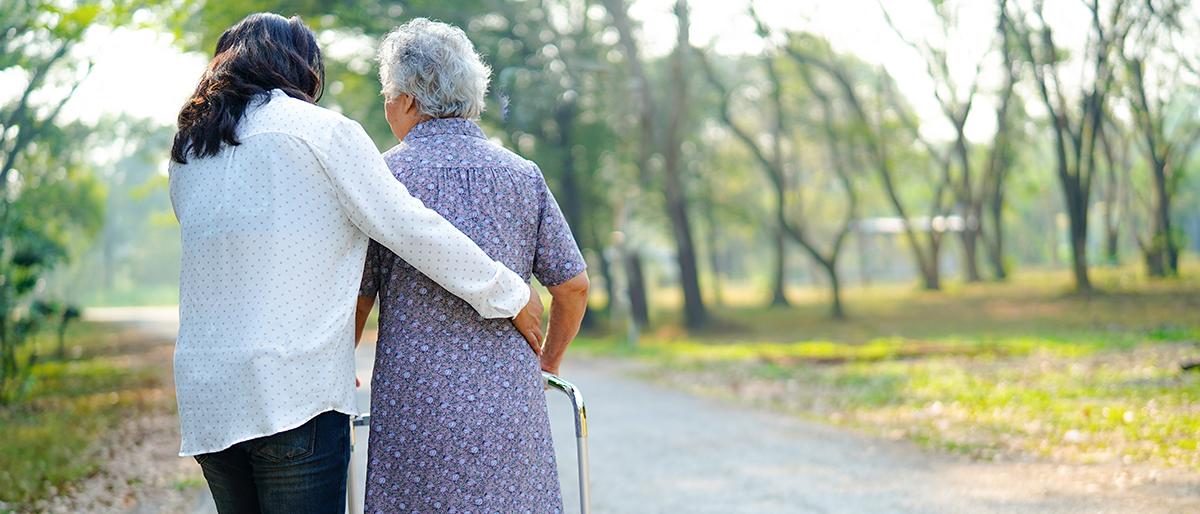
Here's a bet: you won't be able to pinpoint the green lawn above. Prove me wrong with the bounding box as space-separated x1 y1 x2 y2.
0 323 172 507
576 264 1200 471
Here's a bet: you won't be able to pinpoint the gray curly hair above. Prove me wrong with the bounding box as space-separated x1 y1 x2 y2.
377 18 491 120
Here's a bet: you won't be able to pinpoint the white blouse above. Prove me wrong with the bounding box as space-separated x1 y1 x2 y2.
168 90 528 456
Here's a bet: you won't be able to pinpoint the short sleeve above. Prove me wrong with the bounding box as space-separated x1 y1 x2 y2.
359 239 382 297
532 176 587 286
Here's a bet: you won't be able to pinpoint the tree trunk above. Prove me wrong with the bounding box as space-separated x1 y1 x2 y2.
662 0 707 329
1102 156 1120 266
921 236 943 290
959 226 982 283
1105 225 1120 266
1053 135 1094 294
1067 199 1092 292
625 250 649 326
954 123 983 284
985 188 1008 280
602 0 706 329
1143 247 1164 277
769 226 789 307
663 183 706 328
1167 240 1179 277
1126 56 1181 278
594 240 615 316
704 207 725 307
554 102 584 245
824 260 845 320
1147 158 1175 277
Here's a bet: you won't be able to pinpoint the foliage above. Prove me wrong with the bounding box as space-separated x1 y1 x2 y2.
116 0 1199 326
1113 0 1200 277
0 1 167 403
0 122 105 403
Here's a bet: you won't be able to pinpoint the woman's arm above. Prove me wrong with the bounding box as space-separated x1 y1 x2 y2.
354 295 375 347
319 118 529 320
318 118 544 349
540 271 589 375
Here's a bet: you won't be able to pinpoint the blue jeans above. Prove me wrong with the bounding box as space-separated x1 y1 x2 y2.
195 410 350 514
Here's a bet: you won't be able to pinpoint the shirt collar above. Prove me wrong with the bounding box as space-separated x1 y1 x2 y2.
404 118 486 142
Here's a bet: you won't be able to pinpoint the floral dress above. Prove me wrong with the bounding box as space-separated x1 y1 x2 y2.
360 118 586 514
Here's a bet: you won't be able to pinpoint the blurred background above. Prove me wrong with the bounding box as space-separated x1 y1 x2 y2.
1 0 1199 512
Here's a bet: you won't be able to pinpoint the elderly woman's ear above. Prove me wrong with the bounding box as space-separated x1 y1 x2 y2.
384 93 425 141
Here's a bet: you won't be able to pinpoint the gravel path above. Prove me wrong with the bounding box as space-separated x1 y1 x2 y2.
82 308 1200 513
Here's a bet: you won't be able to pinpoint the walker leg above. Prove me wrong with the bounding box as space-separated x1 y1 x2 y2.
347 419 357 514
347 415 370 514
576 435 591 514
543 372 590 514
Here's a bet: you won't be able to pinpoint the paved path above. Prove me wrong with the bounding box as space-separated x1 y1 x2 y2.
546 360 1200 514
287 337 1200 514
87 307 1200 514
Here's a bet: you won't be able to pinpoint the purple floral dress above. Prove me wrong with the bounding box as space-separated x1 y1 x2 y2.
360 118 586 514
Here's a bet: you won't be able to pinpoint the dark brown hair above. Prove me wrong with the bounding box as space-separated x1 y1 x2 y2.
171 13 324 163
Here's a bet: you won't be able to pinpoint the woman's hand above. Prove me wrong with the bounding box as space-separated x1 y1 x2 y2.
511 284 544 355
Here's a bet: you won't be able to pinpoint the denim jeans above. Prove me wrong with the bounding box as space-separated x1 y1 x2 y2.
195 410 350 514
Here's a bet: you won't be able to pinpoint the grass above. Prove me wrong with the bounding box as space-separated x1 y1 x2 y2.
576 263 1200 471
0 323 171 507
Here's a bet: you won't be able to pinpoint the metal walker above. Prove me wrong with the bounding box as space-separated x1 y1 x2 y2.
346 371 591 514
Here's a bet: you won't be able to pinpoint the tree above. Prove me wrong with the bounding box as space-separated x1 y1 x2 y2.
880 0 988 283
784 34 950 291
601 0 709 329
1116 0 1198 276
981 0 1026 281
695 15 860 319
1007 0 1136 292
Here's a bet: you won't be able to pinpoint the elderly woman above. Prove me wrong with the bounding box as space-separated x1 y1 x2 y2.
354 18 589 513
